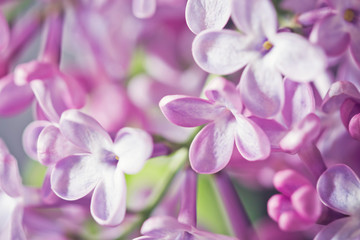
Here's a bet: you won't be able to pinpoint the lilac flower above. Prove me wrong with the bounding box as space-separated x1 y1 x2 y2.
268 169 322 231
322 81 360 141
160 77 270 174
49 109 153 225
304 0 360 66
316 164 360 239
192 0 326 117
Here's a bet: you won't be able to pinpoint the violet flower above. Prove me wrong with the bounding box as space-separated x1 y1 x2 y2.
192 0 326 117
160 77 270 174
49 109 153 226
302 0 360 66
268 169 322 231
316 164 360 239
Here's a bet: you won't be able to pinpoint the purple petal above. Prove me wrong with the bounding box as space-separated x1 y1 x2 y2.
113 128 153 174
350 30 360 68
248 117 287 150
234 115 270 161
280 113 321 154
91 167 126 226
310 14 350 56
189 114 235 174
37 124 83 166
0 74 34 116
291 185 322 222
59 110 113 152
314 217 360 240
132 0 156 18
9 205 26 240
282 79 315 128
22 120 50 160
0 140 22 197
281 0 317 14
278 210 313 231
349 113 360 141
322 81 360 113
231 0 277 37
185 0 231 34
14 61 57 86
192 30 257 75
317 164 360 215
159 95 223 127
193 229 238 240
204 77 243 113
273 32 327 82
30 80 61 122
239 60 284 118
51 154 101 200
273 169 311 196
0 12 9 52
0 191 18 237
267 194 291 222
141 216 190 237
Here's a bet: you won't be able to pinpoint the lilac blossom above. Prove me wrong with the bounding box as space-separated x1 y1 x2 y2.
160 77 270 174
316 164 360 239
48 109 153 225
301 0 360 66
192 0 327 117
268 169 322 231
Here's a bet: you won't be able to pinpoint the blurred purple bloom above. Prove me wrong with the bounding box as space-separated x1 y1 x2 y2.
316 164 360 239
268 169 322 231
192 0 326 117
305 0 360 66
49 110 153 225
160 77 270 174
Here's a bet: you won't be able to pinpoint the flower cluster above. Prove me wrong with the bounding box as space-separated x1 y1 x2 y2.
0 0 360 239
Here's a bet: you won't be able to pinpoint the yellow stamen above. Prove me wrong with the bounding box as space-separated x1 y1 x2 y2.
263 41 273 51
344 9 355 22
115 155 119 160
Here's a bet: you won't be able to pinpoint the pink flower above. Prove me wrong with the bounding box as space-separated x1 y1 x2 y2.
268 169 322 231
160 77 270 174
49 110 153 225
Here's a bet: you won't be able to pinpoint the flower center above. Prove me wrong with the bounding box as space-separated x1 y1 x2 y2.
344 9 355 22
115 155 119 160
262 41 273 51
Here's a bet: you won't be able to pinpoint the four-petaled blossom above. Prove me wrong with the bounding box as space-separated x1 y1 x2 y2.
316 164 360 240
303 0 360 66
268 169 322 231
192 0 326 117
49 109 153 226
160 77 270 174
